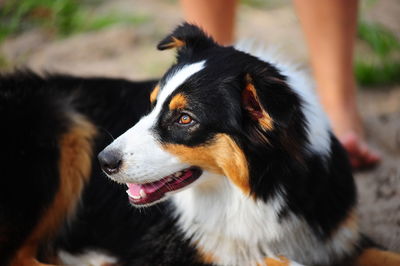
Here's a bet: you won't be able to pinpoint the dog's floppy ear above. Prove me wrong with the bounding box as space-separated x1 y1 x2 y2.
157 22 216 52
241 72 300 131
241 74 274 132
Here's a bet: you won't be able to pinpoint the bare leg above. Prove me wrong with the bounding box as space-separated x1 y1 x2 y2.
293 0 380 168
180 0 237 45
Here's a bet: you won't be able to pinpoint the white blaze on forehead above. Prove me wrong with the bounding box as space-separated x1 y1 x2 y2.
104 61 206 184
155 60 206 112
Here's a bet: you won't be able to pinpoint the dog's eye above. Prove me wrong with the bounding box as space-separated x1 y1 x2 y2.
178 114 193 125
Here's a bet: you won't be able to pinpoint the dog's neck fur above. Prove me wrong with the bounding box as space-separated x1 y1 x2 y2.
172 171 278 265
172 171 360 266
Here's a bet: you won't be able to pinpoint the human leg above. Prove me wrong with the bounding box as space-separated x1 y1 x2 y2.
180 0 237 45
293 0 380 168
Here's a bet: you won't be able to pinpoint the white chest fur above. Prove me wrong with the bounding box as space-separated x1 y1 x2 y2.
173 172 289 265
172 172 359 266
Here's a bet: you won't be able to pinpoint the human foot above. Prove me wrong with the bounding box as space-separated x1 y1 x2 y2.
325 103 381 169
339 133 381 169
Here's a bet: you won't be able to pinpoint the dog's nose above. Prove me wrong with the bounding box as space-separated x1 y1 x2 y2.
98 149 122 175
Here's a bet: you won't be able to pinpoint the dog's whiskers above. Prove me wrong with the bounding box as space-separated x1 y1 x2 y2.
99 127 115 141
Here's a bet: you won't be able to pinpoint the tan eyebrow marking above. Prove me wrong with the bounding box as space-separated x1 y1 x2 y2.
169 93 188 110
150 85 160 104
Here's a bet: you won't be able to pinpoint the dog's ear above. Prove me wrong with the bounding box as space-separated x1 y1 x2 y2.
241 72 300 130
157 22 216 53
241 74 274 132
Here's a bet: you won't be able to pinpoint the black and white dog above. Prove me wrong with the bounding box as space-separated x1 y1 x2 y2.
1 23 399 266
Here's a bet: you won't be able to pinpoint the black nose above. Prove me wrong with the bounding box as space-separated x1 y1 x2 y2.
98 149 122 175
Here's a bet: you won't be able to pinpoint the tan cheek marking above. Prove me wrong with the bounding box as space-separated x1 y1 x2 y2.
353 248 400 266
150 85 160 104
163 133 250 194
10 114 96 266
243 75 274 131
169 93 187 110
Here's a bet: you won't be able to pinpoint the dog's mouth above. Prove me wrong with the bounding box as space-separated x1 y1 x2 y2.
126 167 202 205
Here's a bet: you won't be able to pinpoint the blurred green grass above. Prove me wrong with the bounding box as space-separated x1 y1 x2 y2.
355 21 400 86
0 0 149 40
241 0 285 9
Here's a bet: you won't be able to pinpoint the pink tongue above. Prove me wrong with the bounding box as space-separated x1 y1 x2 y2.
127 178 168 197
127 183 142 197
126 171 194 197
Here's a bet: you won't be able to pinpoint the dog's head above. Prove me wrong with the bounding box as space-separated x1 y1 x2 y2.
98 23 331 206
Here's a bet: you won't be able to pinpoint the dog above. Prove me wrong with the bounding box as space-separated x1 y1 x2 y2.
1 23 399 265
97 23 400 266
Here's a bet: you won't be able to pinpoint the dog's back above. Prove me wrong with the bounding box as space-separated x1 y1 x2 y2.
0 72 153 265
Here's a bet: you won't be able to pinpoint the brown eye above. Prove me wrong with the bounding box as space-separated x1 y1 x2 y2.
178 114 193 125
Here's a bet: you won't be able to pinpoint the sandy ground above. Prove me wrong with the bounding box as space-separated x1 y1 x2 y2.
1 0 399 251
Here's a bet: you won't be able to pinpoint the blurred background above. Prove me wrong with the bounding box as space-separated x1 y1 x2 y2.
0 0 399 84
1 0 399 250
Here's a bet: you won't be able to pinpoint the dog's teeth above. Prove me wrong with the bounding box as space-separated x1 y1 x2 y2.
126 190 141 199
175 172 183 177
139 189 147 198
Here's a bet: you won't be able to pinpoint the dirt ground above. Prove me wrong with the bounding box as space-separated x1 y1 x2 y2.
1 0 399 251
